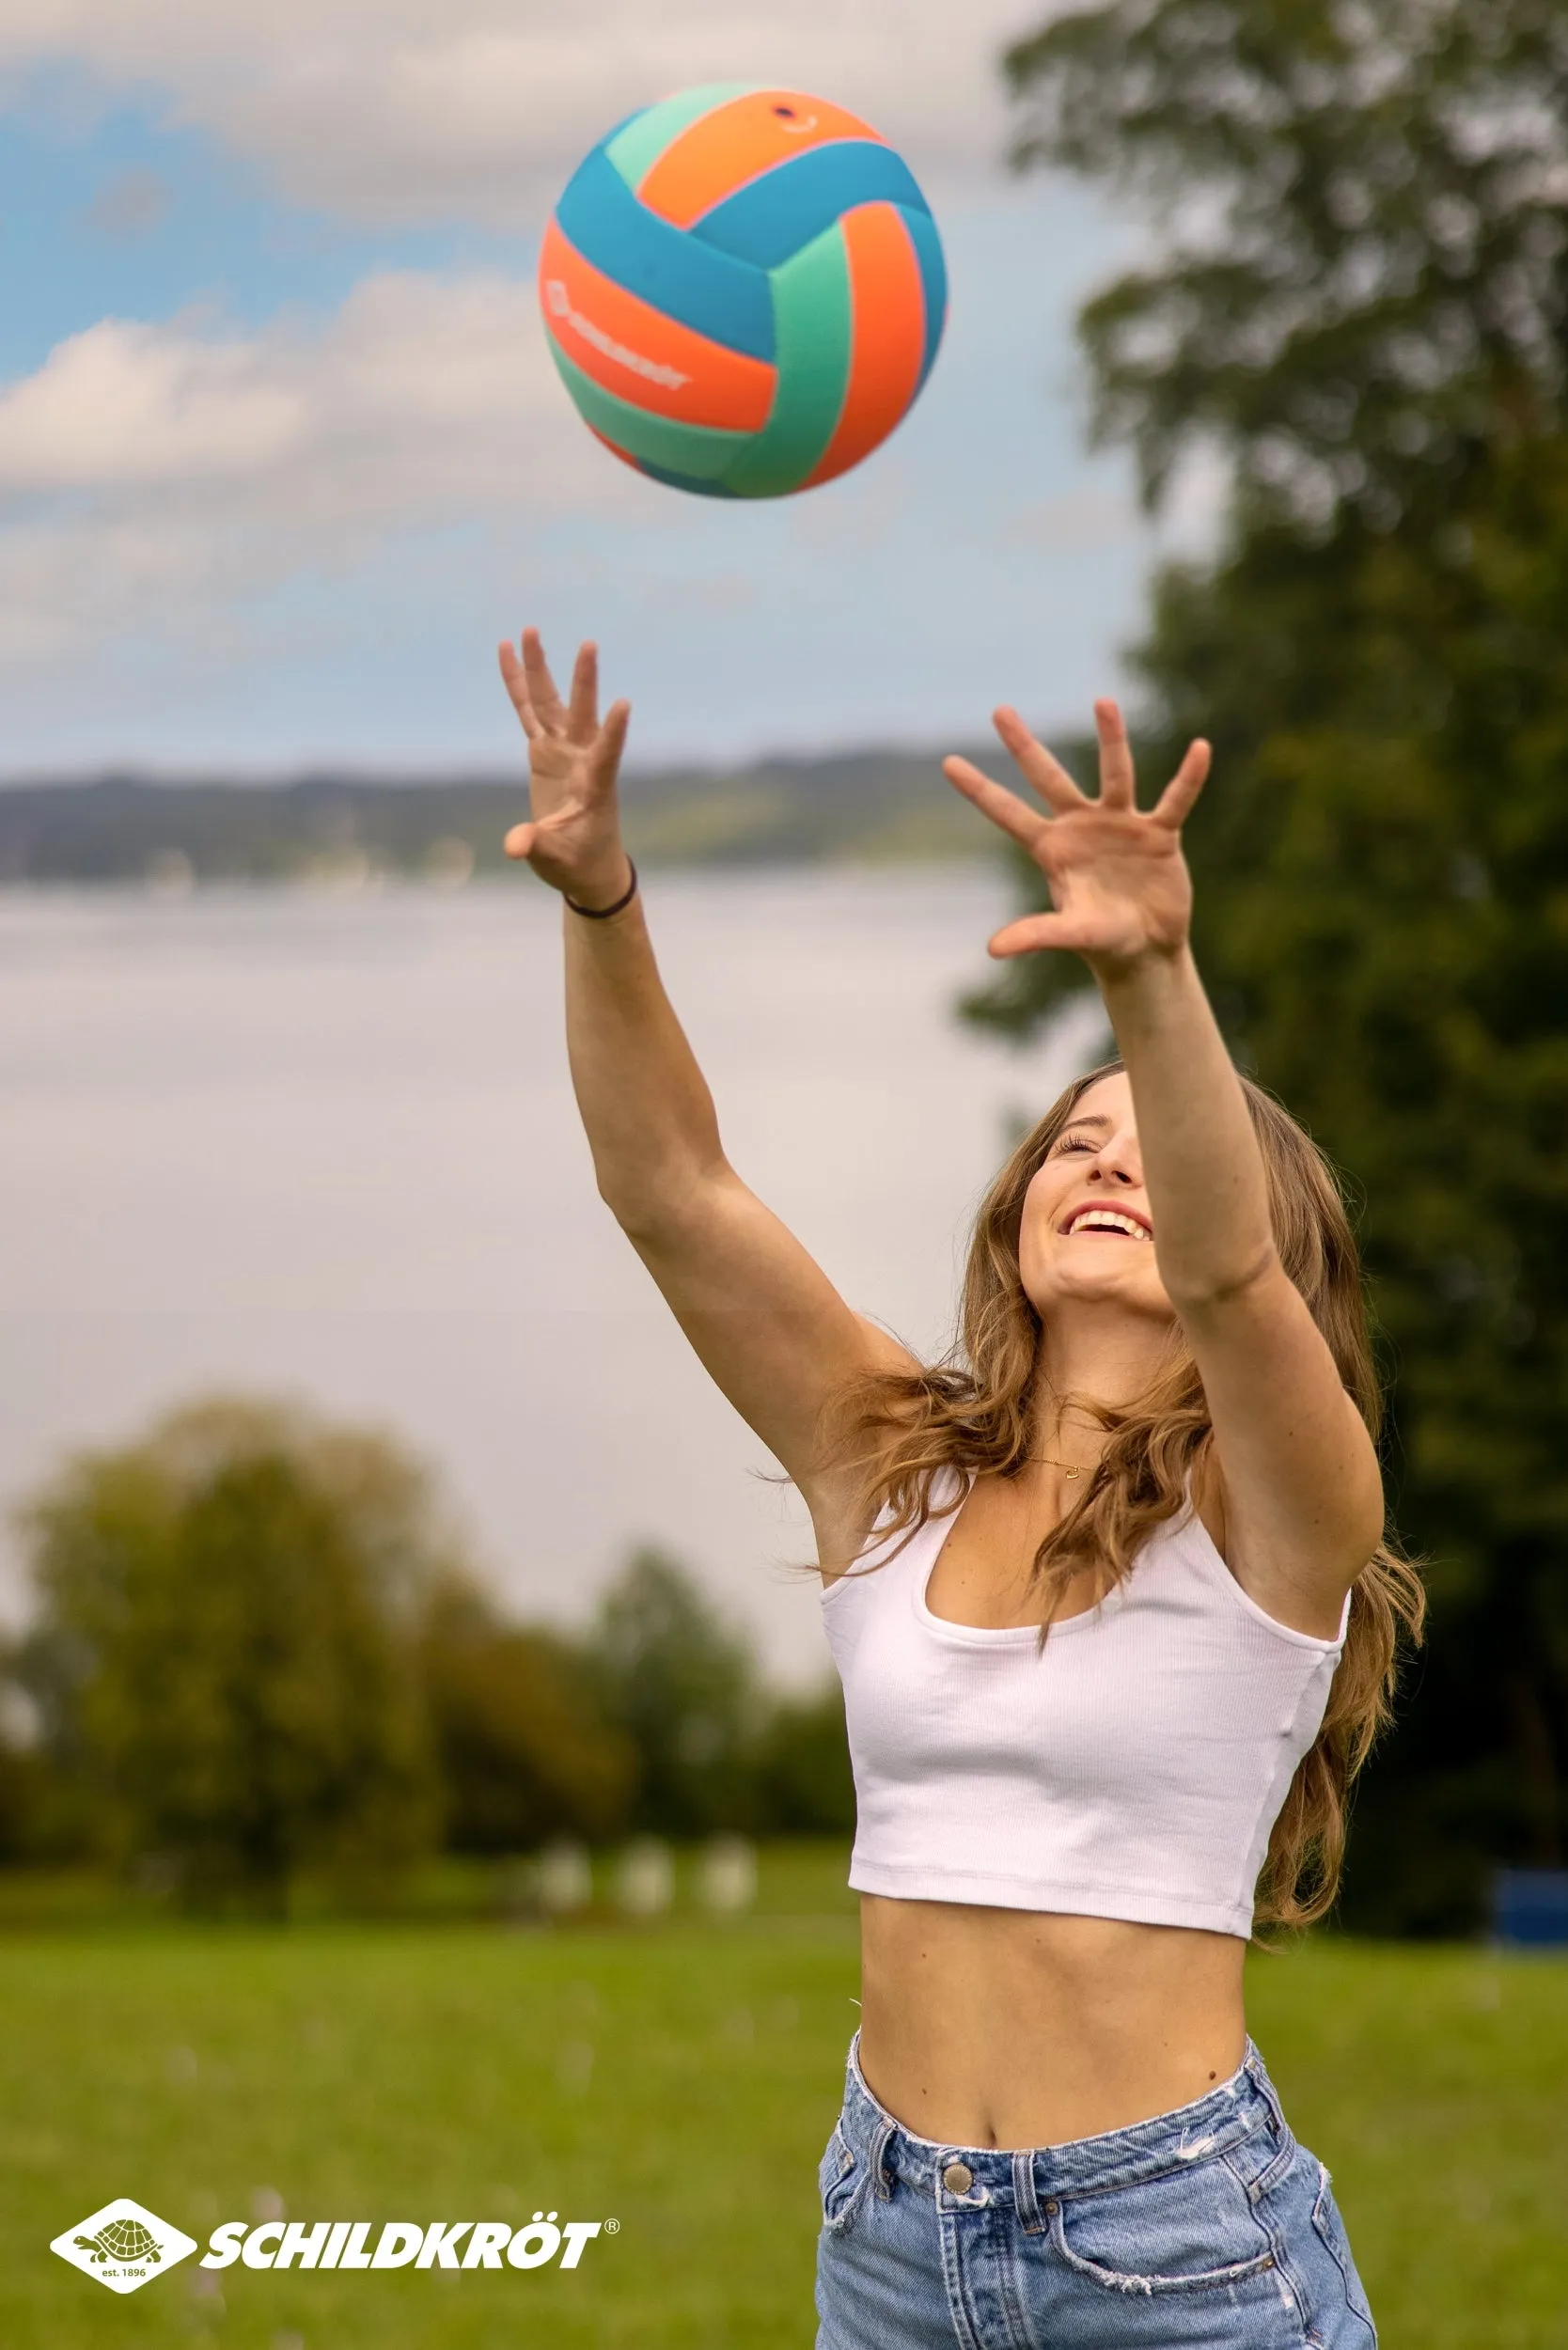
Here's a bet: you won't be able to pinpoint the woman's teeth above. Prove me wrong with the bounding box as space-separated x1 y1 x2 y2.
1067 1210 1150 1239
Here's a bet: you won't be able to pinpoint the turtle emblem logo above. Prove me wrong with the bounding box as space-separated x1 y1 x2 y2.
52 2198 198 2295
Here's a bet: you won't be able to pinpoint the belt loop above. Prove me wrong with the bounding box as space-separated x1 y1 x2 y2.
1247 2044 1291 2143
869 2115 898 2201
1011 2148 1044 2234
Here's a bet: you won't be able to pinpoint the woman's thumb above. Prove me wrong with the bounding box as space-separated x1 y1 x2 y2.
504 821 535 861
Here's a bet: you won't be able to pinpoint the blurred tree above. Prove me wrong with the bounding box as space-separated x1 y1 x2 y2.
584 1548 761 1837
974 1 1568 1929
0 1673 55 1863
15 1399 443 1910
419 1580 636 1850
1004 0 1568 535
750 1680 857 1837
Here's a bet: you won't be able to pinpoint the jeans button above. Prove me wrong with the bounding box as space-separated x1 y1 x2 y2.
942 2161 973 2195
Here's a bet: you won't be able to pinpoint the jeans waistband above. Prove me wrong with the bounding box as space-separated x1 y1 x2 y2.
839 2029 1287 2208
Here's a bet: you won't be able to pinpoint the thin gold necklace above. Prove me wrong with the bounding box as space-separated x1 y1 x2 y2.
1029 1453 1090 1479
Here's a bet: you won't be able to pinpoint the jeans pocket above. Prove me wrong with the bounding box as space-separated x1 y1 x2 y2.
1050 2163 1280 2295
1309 2163 1377 2339
818 2121 868 2237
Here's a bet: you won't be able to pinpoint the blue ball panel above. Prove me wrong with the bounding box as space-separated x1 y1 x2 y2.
688 141 931 271
634 457 743 498
554 147 776 363
897 202 949 391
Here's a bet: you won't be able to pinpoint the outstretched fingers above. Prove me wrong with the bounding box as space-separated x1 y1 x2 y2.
986 909 1084 960
583 697 632 797
521 626 568 729
942 754 1052 852
1152 737 1212 829
1093 698 1137 808
498 640 543 741
597 697 631 768
567 641 600 744
991 707 1088 815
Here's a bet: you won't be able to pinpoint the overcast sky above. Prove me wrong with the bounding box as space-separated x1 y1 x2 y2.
0 3 1212 770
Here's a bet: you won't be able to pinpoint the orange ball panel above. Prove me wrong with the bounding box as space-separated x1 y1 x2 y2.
635 90 885 229
539 217 776 431
803 204 927 489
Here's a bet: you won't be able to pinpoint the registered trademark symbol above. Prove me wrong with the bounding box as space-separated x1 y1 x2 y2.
604 2217 619 2234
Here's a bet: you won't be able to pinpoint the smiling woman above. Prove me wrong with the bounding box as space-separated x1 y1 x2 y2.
496 627 1422 2347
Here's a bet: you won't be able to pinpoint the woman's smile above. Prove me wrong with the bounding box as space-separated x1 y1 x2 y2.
1059 1203 1152 1239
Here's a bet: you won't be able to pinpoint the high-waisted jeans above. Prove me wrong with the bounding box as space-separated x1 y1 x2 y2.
815 2030 1376 2348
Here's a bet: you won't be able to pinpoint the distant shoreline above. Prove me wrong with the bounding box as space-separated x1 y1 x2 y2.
0 855 1001 899
0 744 1076 885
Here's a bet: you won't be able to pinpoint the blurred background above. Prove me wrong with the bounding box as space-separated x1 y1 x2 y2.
1 3 1565 2345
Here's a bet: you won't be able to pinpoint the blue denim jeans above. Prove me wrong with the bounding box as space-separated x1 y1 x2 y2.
815 2030 1376 2348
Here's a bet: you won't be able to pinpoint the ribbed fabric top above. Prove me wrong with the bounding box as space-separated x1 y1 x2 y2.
820 1467 1349 1940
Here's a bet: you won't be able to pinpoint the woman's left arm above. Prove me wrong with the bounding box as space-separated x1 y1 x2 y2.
944 699 1385 1637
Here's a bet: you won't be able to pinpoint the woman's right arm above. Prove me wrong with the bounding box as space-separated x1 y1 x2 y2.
498 629 916 1530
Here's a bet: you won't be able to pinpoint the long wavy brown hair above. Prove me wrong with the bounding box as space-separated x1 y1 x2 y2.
812 1057 1426 1932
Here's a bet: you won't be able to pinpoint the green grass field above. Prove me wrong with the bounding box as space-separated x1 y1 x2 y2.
1 1842 1562 2348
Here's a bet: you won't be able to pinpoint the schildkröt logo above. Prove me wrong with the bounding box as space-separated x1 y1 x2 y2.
52 2203 614 2292
51 2200 199 2295
199 2214 609 2270
543 278 692 389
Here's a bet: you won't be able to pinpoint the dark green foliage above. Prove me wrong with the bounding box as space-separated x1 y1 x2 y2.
1004 0 1568 531
748 1682 857 1837
576 1551 858 1841
0 1652 51 1860
0 1729 55 1863
983 0 1568 1928
5 1400 861 1888
424 1554 857 1851
14 1400 441 1909
419 1582 637 1850
582 1549 763 1838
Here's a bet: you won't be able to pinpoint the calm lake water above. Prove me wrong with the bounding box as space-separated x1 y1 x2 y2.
0 869 1102 1684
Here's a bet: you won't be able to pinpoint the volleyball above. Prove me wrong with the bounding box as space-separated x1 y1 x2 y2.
539 86 948 498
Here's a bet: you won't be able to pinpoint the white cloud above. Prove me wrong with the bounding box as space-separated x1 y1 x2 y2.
0 320 302 488
0 0 1043 225
0 270 609 665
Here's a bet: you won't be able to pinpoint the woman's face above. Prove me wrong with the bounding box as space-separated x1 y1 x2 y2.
1017 1073 1175 1327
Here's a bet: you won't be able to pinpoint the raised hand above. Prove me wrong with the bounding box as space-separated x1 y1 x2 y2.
497 629 633 909
943 699 1211 972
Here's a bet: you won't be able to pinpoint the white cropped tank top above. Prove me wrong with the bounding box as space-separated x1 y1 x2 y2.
820 1467 1349 1940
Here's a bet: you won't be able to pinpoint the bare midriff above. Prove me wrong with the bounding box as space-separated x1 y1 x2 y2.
855 1896 1247 2151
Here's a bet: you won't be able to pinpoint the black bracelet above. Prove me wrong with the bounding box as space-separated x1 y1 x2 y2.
564 857 637 918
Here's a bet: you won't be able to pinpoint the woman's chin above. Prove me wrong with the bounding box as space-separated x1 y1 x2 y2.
1030 1266 1173 1317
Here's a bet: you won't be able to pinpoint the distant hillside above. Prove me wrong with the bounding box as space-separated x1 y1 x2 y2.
0 744 1029 886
